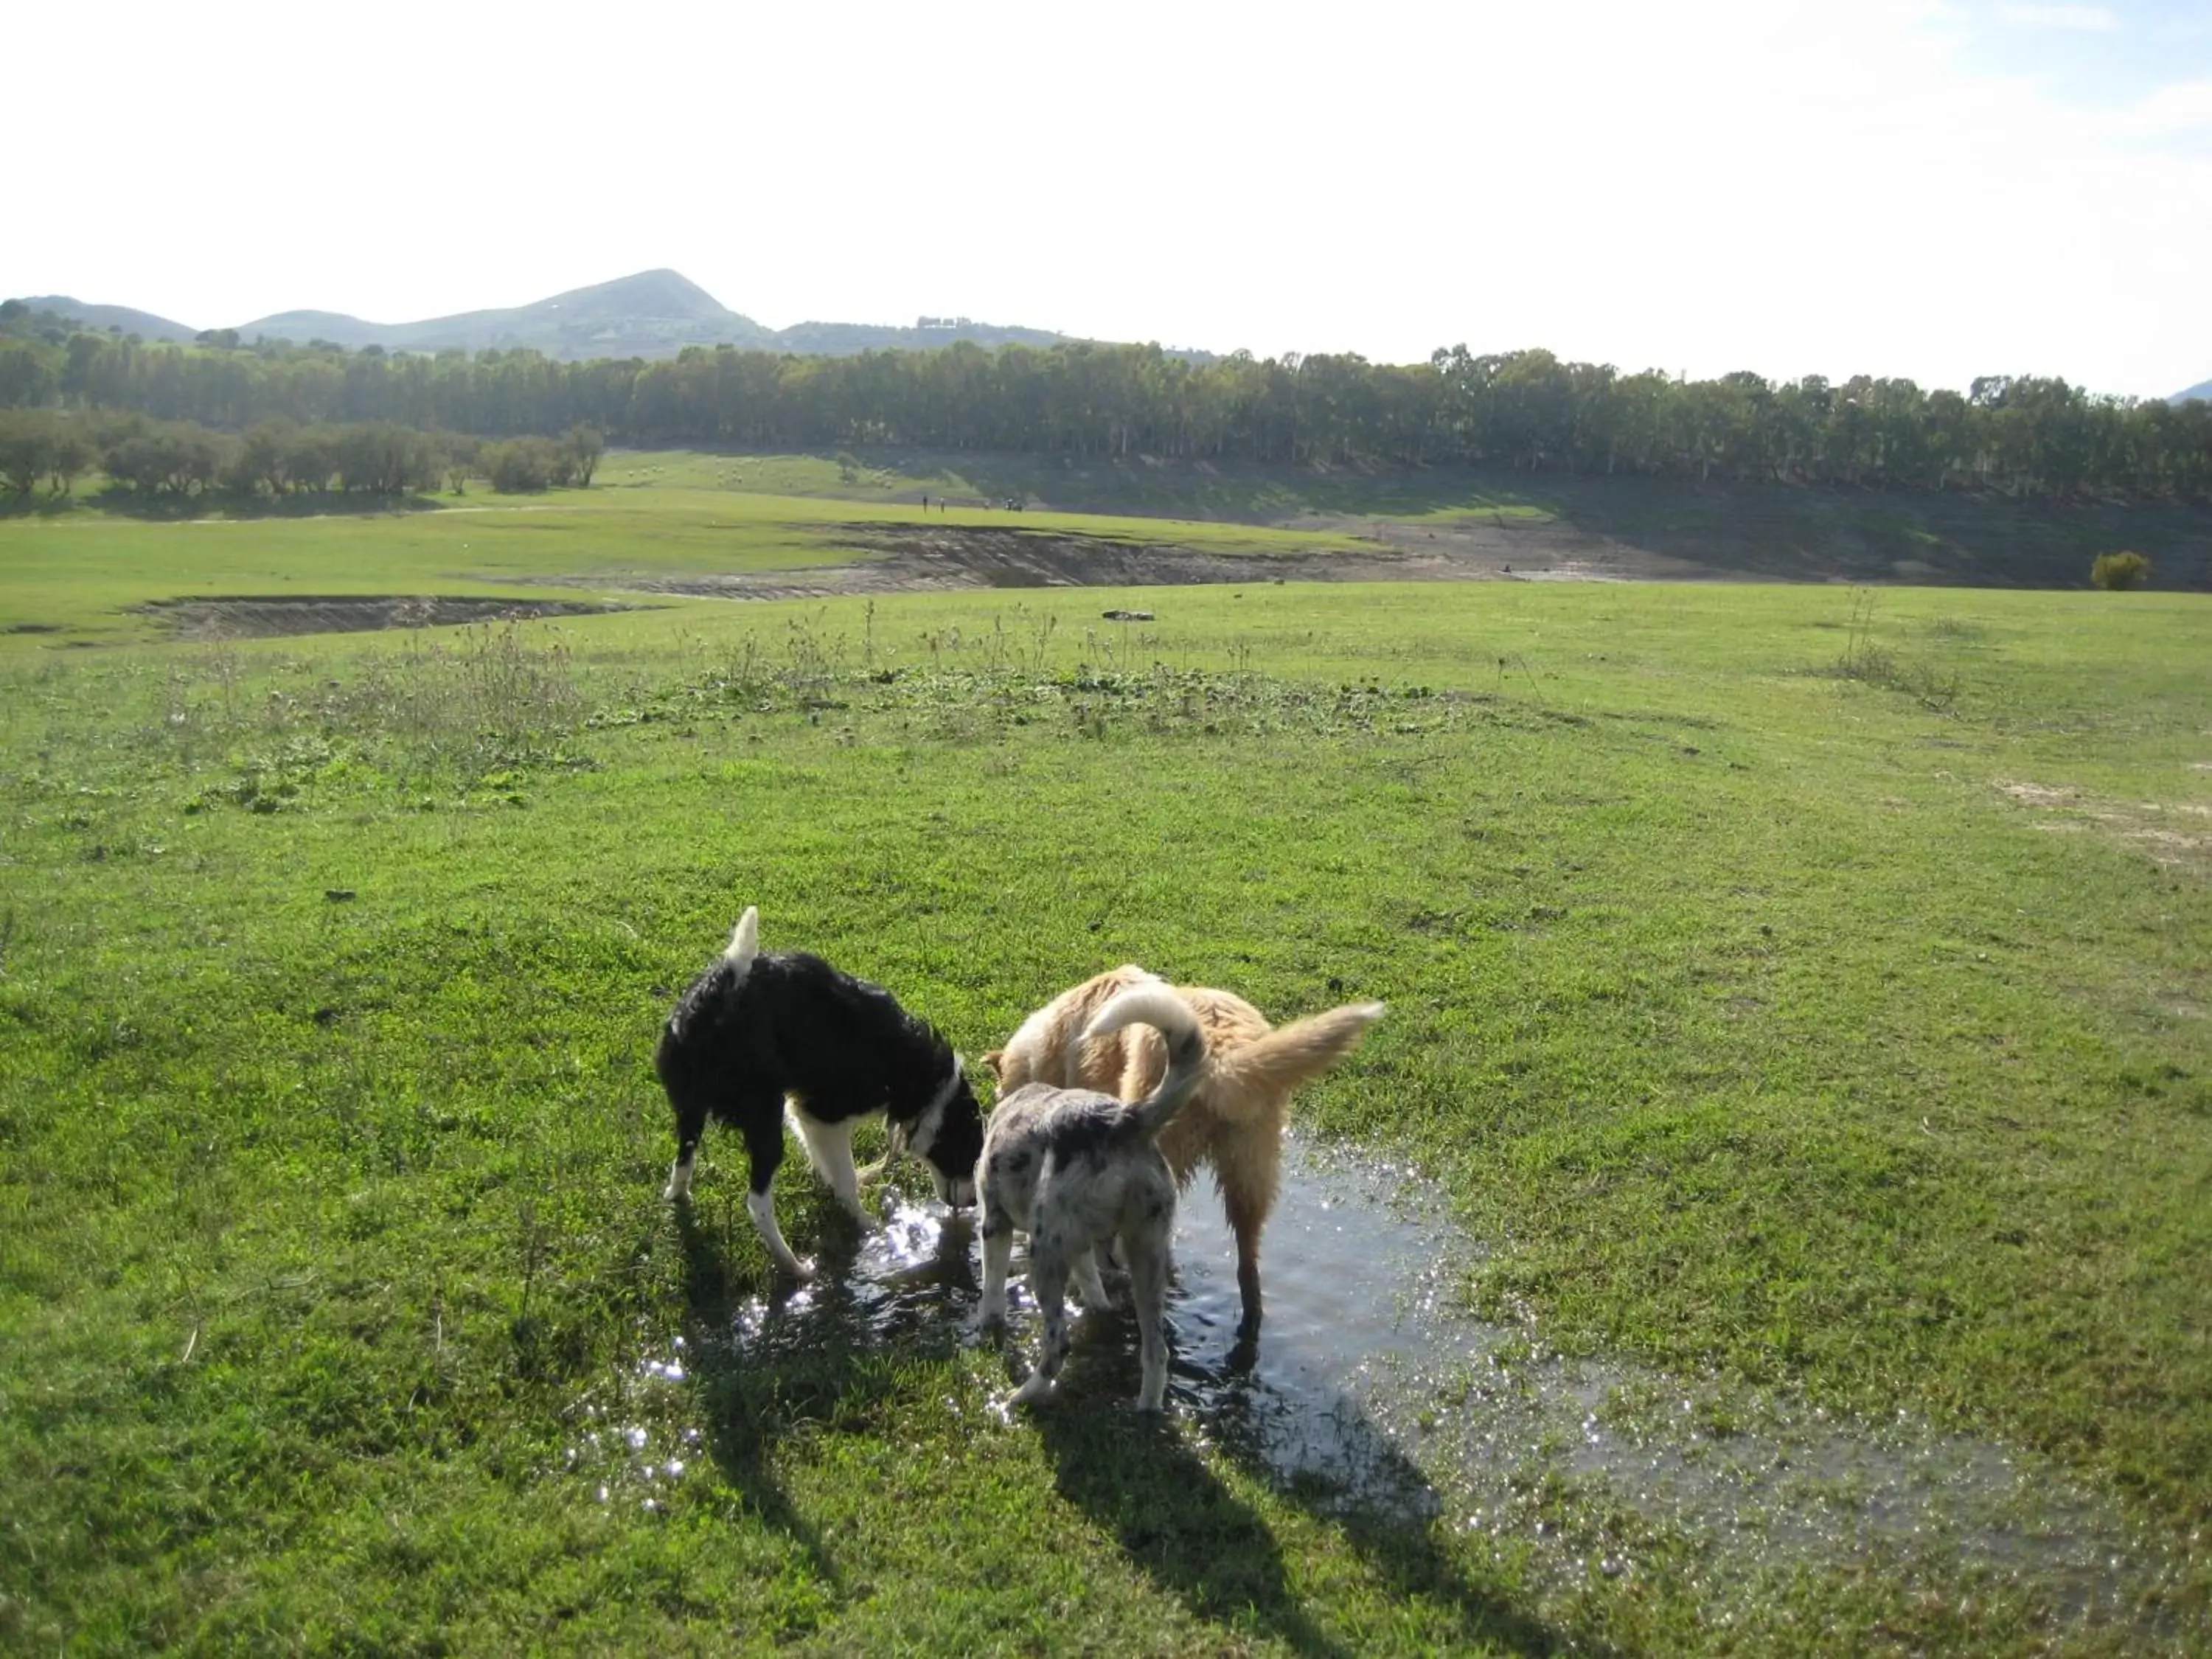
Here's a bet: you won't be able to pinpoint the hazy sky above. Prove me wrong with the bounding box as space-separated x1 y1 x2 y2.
8 0 2208 397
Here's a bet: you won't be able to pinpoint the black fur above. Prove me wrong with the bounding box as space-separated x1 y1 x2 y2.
1037 1099 1144 1166
656 946 984 1201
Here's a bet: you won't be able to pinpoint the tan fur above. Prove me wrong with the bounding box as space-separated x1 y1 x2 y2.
987 966 1384 1335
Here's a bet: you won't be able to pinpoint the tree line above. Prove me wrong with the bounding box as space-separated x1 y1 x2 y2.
0 408 602 501
4 299 2208 501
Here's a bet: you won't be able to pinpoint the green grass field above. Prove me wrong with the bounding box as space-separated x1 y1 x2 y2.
1 465 2208 1653
0 480 1364 650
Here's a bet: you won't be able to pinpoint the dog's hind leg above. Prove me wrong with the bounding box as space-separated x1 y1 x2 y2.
1071 1248 1110 1312
1122 1225 1173 1413
1010 1245 1072 1409
1223 1180 1273 1338
978 1208 1016 1326
662 1091 712 1203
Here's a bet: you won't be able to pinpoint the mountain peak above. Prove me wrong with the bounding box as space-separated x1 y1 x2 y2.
540 268 734 322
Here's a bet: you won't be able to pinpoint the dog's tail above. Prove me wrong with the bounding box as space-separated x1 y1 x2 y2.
1205 1001 1387 1118
1081 984 1207 1143
722 905 760 968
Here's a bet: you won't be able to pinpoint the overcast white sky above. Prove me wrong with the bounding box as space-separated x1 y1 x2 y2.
7 0 2208 397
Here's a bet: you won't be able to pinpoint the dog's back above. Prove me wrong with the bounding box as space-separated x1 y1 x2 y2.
991 964 1161 1094
664 945 939 1107
657 905 984 1239
989 965 1385 1338
984 981 1208 1180
993 968 1382 1131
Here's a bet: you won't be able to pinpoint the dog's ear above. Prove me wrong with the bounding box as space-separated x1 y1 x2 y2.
980 1049 1005 1079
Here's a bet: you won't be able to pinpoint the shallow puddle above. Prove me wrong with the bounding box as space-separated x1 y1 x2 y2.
1163 1140 2189 1632
580 1137 2194 1637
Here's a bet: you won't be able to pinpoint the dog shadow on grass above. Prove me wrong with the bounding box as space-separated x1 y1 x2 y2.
1032 1401 1349 1659
1203 1376 1581 1659
1033 1321 1579 1659
671 1196 979 1589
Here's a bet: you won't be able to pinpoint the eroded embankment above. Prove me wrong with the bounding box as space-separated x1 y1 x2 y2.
137 594 624 639
616 523 1624 602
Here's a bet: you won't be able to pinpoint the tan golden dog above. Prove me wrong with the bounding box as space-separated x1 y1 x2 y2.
986 966 1384 1338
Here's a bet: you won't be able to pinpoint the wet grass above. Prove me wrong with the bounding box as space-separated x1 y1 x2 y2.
0 543 2208 1650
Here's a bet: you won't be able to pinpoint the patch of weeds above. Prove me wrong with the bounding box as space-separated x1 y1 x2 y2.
630 653 1563 745
329 624 585 786
838 664 1575 743
1925 615 1988 645
1829 588 1963 712
184 736 349 815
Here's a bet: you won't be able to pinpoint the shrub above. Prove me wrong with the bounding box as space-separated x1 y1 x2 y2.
481 437 560 493
101 421 229 495
2090 551 2152 591
560 425 604 487
0 411 51 495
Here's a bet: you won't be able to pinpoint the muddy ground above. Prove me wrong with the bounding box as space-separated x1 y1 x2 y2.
139 595 624 640
618 520 1662 605
128 498 2205 640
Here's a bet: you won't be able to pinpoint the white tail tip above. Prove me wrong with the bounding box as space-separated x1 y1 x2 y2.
724 905 760 964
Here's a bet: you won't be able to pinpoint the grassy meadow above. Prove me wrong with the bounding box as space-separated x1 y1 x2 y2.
1 465 2208 1654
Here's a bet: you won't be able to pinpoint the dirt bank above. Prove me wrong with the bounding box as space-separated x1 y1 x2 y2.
139 594 623 640
616 522 1651 604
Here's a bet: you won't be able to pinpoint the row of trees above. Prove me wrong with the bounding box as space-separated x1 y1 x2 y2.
0 409 602 500
4 302 2208 501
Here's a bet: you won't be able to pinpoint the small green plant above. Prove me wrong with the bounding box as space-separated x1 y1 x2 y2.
835 451 863 484
2090 550 2151 590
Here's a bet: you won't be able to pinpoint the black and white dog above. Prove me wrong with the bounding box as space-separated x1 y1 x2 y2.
976 983 1206 1412
655 906 984 1279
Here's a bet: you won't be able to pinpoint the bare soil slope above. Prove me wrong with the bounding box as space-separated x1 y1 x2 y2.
619 522 1630 604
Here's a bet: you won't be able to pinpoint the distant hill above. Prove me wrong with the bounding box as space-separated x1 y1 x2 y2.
234 269 780 358
6 270 1175 361
228 270 1081 361
13 296 198 343
773 318 1077 355
2174 378 2212 404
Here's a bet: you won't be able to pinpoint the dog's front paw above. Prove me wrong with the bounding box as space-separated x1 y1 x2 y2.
1009 1371 1057 1410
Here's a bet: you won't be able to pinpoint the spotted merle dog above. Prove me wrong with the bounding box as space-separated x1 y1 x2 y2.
975 984 1206 1412
655 906 983 1279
